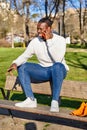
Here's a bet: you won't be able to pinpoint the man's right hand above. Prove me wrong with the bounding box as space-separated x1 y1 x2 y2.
7 63 17 72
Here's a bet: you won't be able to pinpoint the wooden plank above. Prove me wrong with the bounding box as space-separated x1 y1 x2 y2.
4 76 51 94
61 80 87 99
5 77 87 99
0 100 87 122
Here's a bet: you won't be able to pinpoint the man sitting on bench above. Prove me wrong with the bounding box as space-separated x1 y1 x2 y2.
8 17 69 112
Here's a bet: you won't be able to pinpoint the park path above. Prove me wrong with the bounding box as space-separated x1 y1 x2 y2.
0 108 86 130
0 115 83 130
66 48 87 52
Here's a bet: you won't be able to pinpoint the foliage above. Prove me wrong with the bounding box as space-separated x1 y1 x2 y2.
14 42 23 47
0 28 8 38
67 43 87 49
0 0 87 46
0 39 11 47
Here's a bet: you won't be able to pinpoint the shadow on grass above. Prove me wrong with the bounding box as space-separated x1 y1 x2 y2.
66 52 87 70
60 97 85 109
10 93 86 109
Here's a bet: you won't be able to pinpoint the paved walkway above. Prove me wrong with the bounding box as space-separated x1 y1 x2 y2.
0 115 84 130
66 48 87 52
0 108 86 130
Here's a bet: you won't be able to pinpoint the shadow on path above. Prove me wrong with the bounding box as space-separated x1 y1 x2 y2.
25 122 37 130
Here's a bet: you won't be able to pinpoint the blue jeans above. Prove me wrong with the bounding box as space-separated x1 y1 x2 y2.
17 62 67 101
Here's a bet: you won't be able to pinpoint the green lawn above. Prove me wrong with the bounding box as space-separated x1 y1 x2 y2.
0 47 87 108
65 51 87 81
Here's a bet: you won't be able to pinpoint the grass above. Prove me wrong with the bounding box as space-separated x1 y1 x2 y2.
65 51 87 81
67 43 87 49
0 47 87 108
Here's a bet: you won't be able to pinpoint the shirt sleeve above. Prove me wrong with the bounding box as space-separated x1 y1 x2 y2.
12 41 35 66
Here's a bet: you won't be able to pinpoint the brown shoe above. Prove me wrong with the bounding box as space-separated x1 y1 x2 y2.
70 102 86 116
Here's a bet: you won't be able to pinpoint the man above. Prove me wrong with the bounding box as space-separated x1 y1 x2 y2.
8 17 69 112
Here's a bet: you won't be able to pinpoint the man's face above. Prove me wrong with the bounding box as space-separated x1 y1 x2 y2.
37 22 51 39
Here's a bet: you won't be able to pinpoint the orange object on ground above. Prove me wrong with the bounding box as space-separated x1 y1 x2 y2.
81 103 87 117
70 102 86 116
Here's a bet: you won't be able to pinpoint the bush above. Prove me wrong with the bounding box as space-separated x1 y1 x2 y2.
14 42 23 47
0 39 11 47
67 43 87 49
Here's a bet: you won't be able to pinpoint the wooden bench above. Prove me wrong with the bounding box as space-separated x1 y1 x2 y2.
0 76 87 123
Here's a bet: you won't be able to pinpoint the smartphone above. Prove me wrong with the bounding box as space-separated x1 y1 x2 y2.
41 31 46 39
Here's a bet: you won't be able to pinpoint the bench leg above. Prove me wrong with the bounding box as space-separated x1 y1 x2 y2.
0 88 11 100
0 88 6 99
8 109 13 118
59 96 61 105
5 90 11 100
0 88 13 117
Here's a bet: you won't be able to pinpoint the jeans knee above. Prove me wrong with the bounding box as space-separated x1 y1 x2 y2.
17 63 26 73
53 62 64 70
53 62 67 78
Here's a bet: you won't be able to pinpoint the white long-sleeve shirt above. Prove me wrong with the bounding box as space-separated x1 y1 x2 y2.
13 33 69 71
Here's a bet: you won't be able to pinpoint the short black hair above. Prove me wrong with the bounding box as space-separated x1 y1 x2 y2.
38 17 53 27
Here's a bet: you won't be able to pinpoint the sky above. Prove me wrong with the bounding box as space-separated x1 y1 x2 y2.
67 0 86 8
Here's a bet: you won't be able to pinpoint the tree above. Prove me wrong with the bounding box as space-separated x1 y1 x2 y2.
1 0 87 46
68 0 87 45
0 1 15 47
44 0 60 21
9 0 40 46
82 0 87 46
